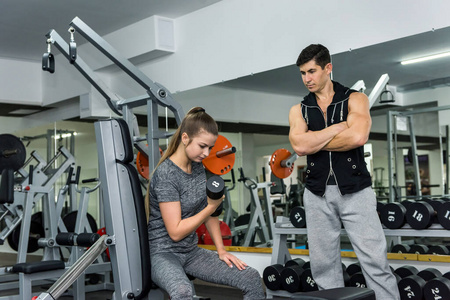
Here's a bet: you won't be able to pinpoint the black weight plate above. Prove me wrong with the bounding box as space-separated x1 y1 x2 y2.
427 245 450 255
409 244 429 255
380 203 406 229
234 213 250 227
302 261 311 270
0 134 26 172
7 220 44 253
31 211 43 225
401 200 415 211
63 211 98 233
349 272 367 288
346 263 362 276
343 270 350 287
263 264 284 291
289 206 306 228
206 176 225 200
391 243 411 253
437 202 450 229
423 277 450 300
421 197 432 203
284 258 306 269
300 268 318 292
444 271 450 281
395 265 419 279
429 199 445 223
281 265 304 293
376 201 385 215
398 275 426 300
406 201 434 229
417 268 442 281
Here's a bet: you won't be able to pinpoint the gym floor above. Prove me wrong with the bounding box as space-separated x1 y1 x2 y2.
0 252 252 299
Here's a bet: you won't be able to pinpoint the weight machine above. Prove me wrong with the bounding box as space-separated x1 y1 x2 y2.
0 146 75 264
236 168 275 247
0 145 107 299
33 16 186 299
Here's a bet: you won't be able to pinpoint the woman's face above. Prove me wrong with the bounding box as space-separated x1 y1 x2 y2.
182 130 217 163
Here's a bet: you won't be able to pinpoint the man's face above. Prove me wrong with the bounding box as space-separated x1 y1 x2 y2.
299 60 332 93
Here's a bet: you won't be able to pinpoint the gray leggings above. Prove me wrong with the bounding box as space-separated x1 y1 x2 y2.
151 247 265 300
304 186 400 300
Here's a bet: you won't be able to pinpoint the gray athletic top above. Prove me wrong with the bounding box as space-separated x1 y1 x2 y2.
148 158 207 255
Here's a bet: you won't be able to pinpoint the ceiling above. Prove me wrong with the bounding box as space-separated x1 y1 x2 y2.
1 1 450 98
219 26 450 98
0 0 221 62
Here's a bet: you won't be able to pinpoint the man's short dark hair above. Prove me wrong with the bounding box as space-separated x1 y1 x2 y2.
296 44 331 69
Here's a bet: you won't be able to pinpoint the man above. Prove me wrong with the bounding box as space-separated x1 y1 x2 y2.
289 44 399 300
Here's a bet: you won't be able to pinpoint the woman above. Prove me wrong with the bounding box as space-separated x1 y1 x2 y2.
147 107 265 300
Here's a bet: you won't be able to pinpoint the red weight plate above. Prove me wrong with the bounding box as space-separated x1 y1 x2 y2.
269 148 293 179
202 135 235 175
136 148 163 179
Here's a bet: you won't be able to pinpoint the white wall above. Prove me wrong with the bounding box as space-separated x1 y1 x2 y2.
136 0 450 93
0 58 41 104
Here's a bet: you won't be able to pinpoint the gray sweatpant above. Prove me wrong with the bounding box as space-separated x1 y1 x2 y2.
151 247 265 300
304 186 400 300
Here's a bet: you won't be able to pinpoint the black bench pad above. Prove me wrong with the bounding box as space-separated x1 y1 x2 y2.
12 260 65 274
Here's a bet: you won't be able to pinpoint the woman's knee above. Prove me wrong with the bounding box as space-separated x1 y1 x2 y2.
168 281 193 300
238 267 263 289
240 267 265 299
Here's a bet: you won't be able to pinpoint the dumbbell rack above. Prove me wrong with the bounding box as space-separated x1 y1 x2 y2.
266 216 450 299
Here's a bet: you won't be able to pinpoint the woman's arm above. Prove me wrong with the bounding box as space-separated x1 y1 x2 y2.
204 217 247 270
160 198 220 242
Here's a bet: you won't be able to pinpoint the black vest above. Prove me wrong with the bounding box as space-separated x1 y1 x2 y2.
301 81 372 196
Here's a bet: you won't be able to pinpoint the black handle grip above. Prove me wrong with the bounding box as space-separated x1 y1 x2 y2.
74 166 81 185
81 177 99 184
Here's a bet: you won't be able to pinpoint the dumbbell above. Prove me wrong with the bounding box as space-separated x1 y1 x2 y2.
280 258 307 293
289 206 306 228
398 267 442 300
264 258 307 292
408 244 429 255
350 264 401 289
427 245 450 255
206 175 225 217
401 243 450 255
437 201 450 229
300 268 318 292
349 272 367 288
263 264 285 291
406 200 440 229
346 263 362 277
401 200 415 210
423 273 450 300
379 202 406 229
394 265 419 279
346 263 370 289
391 243 411 253
298 262 347 292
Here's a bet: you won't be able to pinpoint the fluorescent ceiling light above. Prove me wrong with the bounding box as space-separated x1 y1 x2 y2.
401 51 450 65
9 109 41 115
